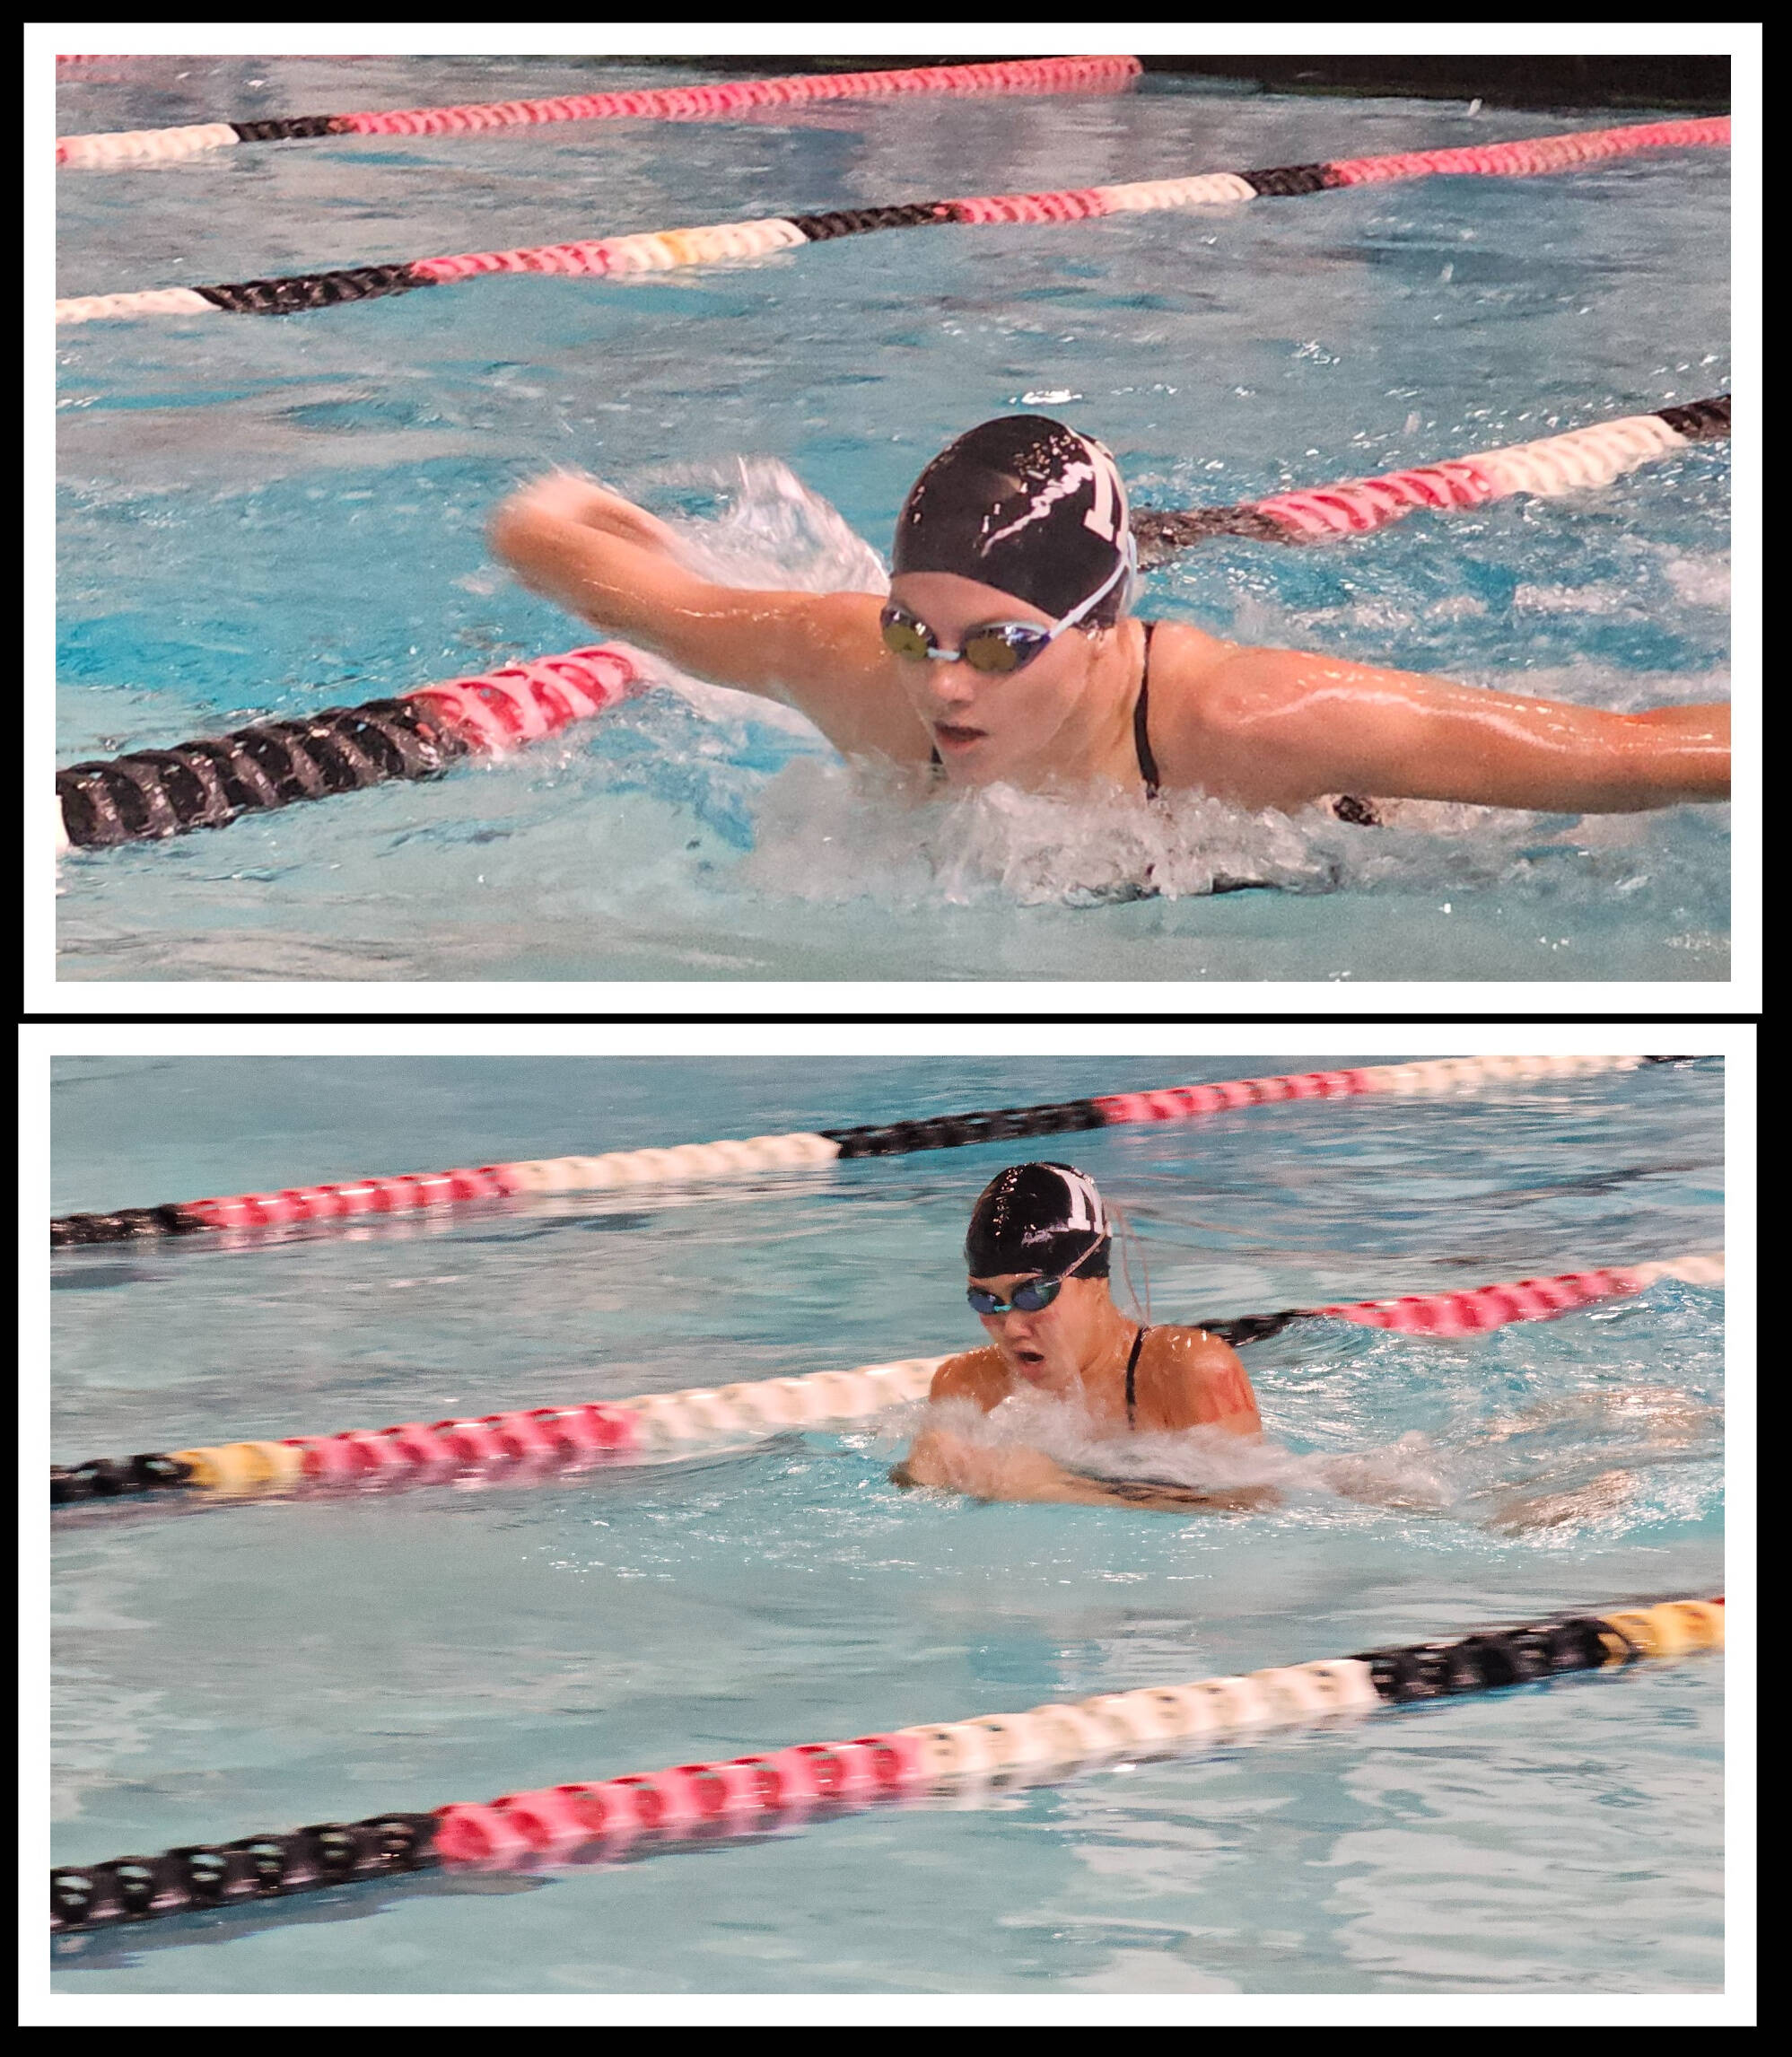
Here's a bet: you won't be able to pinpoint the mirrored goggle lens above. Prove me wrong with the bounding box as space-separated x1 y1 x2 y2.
966 1275 1062 1317
879 611 933 660
960 627 1045 675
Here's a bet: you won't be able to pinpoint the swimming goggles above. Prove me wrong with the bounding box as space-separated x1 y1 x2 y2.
966 1237 1105 1317
881 549 1131 675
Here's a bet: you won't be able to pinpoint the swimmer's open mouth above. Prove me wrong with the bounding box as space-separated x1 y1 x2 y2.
931 722 985 751
1014 1347 1046 1372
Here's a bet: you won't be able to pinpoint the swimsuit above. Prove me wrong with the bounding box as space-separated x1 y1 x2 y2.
1124 1322 1149 1427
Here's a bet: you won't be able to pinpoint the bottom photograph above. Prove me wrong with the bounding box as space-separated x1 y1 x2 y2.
42 1048 1726 2002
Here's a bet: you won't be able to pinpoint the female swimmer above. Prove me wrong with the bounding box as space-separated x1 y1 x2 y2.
490 415 1728 818
892 1161 1273 1513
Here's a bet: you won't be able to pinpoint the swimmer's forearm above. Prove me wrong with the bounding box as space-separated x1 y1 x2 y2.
1610 705 1733 803
894 1446 1273 1513
490 498 714 646
488 495 900 733
1059 1467 1279 1513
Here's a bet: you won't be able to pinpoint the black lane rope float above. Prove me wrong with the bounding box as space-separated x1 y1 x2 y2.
47 1596 1724 1933
53 645 642 855
48 1055 1665 1248
52 393 1729 859
54 116 1729 324
48 1247 1723 1505
54 56 1144 166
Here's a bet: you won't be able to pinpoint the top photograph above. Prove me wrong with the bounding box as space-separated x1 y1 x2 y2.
49 47 1737 988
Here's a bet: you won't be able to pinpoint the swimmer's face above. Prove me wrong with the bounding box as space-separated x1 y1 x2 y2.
968 1269 1113 1396
886 571 1113 785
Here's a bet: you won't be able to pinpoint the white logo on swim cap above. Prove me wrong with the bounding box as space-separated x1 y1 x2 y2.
1080 441 1126 546
1053 1166 1106 1236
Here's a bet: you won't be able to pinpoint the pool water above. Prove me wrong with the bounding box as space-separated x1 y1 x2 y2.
48 1054 1725 1992
54 59 1729 980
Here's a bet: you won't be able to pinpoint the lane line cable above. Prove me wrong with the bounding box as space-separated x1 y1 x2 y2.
49 1053 1663 1246
53 116 1729 324
48 1596 1724 1933
54 57 1143 166
48 1248 1724 1505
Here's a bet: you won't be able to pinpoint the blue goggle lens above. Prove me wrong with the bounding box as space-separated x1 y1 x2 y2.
966 1275 1064 1317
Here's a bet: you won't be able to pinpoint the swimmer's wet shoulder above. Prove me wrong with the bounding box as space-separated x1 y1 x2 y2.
490 415 1729 818
931 1324 1257 1437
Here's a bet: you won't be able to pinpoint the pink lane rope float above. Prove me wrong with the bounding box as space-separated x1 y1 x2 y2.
48 1248 1723 1504
1132 394 1728 558
1309 1250 1725 1338
53 115 1729 322
55 56 1142 166
50 1055 1654 1246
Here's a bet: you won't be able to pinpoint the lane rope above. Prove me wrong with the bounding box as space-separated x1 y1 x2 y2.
55 644 644 854
55 57 1143 166
1132 396 1729 559
49 1054 1656 1247
52 392 1726 860
54 115 1729 323
48 1596 1723 1931
48 1247 1723 1504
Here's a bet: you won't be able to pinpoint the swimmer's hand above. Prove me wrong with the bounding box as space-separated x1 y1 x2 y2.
891 1426 1067 1501
892 1426 1275 1513
490 471 681 560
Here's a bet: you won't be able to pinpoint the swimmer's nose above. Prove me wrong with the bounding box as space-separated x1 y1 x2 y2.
925 676 982 718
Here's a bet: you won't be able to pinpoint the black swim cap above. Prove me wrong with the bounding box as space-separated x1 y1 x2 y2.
965 1161 1112 1279
893 416 1134 626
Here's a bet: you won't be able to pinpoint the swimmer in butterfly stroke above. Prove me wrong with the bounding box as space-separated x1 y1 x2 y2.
889 1162 1275 1514
490 415 1729 818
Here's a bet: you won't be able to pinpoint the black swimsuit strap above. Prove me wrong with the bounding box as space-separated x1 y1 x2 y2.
1124 1323 1149 1427
1136 624 1162 800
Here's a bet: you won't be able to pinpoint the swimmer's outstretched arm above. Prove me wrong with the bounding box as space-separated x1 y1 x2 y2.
891 1426 1276 1513
1167 641 1730 813
488 474 930 762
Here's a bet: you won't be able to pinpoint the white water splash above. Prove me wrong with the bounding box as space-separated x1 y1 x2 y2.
917 1394 1456 1510
645 452 889 598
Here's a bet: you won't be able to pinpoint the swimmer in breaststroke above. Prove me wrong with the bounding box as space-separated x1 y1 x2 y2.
490 414 1729 818
890 1162 1273 1513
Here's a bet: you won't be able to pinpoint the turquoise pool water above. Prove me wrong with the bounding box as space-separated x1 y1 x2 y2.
54 60 1729 979
48 1054 1725 1991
